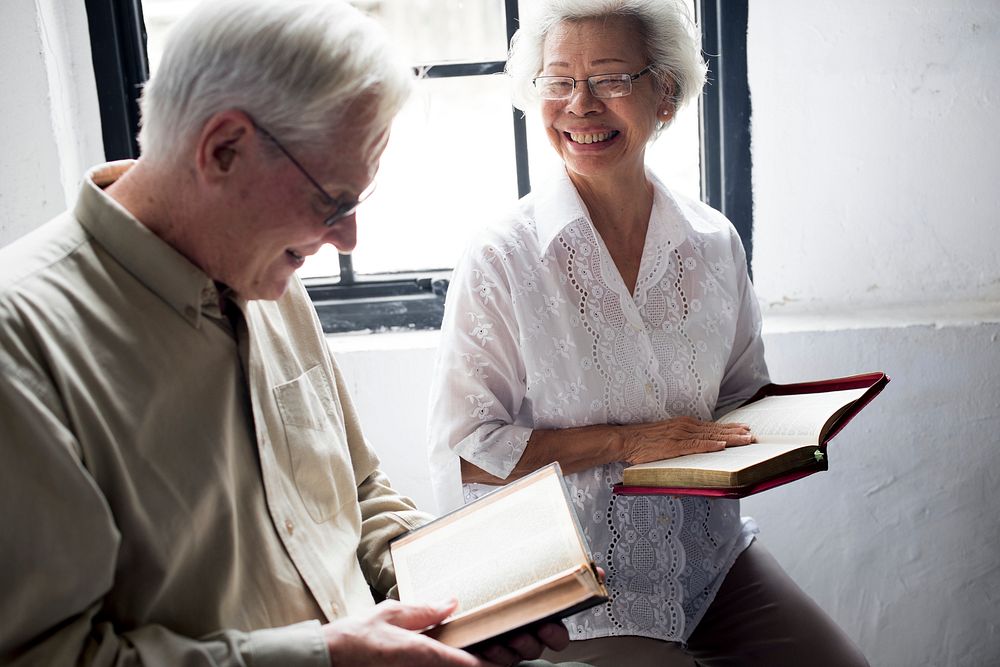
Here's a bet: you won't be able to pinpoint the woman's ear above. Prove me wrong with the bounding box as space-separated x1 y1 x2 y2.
657 102 676 124
657 80 677 124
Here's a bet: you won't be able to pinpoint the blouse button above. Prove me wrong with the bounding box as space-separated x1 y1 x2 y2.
285 519 295 536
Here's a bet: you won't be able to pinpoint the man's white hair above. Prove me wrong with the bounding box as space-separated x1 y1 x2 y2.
506 0 706 131
138 0 412 162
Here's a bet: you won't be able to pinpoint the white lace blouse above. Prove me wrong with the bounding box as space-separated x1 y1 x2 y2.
427 167 770 642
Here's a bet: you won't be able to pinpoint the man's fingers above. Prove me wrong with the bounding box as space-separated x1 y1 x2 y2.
502 631 544 659
535 622 570 651
479 643 520 667
376 598 458 631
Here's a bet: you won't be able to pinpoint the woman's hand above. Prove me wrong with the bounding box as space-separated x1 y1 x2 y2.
619 416 755 465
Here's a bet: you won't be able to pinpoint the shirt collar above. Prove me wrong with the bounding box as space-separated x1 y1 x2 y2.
532 166 687 254
644 170 689 250
532 167 591 255
75 161 221 328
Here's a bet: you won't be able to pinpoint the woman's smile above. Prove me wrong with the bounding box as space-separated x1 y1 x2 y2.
565 129 620 145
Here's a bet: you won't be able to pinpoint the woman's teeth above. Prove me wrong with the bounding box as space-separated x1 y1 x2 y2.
568 130 618 144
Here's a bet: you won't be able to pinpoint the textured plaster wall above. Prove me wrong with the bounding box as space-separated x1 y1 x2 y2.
749 0 1000 310
0 0 103 247
739 2 1000 663
746 322 1000 666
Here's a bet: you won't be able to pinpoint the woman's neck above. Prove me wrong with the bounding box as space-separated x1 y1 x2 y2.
567 164 654 294
569 165 652 241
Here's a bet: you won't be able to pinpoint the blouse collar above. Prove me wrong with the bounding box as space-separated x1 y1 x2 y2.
531 166 688 256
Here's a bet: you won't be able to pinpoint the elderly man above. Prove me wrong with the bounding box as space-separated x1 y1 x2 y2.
0 1 574 665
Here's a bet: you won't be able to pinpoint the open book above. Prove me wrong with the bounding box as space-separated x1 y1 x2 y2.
615 372 889 498
390 463 608 648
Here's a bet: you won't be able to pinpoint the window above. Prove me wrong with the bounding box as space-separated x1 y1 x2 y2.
85 0 751 333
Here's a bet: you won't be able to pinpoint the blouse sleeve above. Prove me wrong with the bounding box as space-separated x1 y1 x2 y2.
427 239 533 510
713 225 770 417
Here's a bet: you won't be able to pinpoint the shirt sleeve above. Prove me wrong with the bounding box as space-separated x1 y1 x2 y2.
0 325 330 667
713 225 770 417
426 241 534 493
325 351 434 600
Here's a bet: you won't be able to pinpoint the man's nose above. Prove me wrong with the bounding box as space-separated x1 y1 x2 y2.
324 212 358 254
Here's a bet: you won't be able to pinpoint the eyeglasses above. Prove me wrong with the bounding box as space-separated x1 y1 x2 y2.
250 118 374 227
533 65 654 100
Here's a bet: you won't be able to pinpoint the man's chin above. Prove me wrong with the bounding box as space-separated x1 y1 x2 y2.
236 275 293 302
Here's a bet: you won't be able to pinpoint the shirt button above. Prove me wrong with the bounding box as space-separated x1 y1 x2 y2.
329 601 339 617
285 519 295 536
184 305 197 319
645 383 653 394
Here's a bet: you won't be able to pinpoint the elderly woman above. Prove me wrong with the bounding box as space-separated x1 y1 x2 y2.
428 1 869 666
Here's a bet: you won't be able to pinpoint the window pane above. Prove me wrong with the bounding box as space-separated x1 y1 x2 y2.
143 0 197 72
365 0 509 64
142 0 703 283
142 0 511 75
305 75 518 278
644 99 702 203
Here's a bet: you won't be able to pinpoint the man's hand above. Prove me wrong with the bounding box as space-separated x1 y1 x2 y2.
324 599 488 666
472 621 570 666
324 598 573 666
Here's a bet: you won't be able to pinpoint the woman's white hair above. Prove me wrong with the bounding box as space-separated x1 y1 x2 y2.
506 0 706 128
138 0 412 162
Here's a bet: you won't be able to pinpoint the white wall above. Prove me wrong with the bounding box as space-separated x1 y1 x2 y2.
741 2 1000 664
3 0 998 665
750 0 1000 310
0 0 104 246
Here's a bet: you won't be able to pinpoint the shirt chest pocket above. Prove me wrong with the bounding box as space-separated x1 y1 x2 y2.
273 365 351 523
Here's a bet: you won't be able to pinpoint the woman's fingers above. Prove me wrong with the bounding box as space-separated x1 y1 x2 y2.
681 438 727 453
623 417 757 463
674 419 754 444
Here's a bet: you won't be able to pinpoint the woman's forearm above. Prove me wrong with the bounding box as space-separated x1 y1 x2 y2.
460 423 624 484
459 417 754 485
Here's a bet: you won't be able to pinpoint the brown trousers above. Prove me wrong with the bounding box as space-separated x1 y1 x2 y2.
539 540 869 667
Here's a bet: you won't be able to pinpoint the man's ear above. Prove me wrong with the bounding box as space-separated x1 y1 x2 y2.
195 110 255 183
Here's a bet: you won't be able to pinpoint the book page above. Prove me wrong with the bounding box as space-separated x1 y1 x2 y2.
717 387 867 443
627 442 812 474
392 469 586 618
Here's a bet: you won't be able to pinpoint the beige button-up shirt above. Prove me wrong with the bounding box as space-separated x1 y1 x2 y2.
0 162 430 665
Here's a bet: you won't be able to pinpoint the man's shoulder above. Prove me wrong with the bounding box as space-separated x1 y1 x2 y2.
0 211 90 302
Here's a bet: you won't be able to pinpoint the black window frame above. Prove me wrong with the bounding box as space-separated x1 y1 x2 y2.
85 0 751 333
